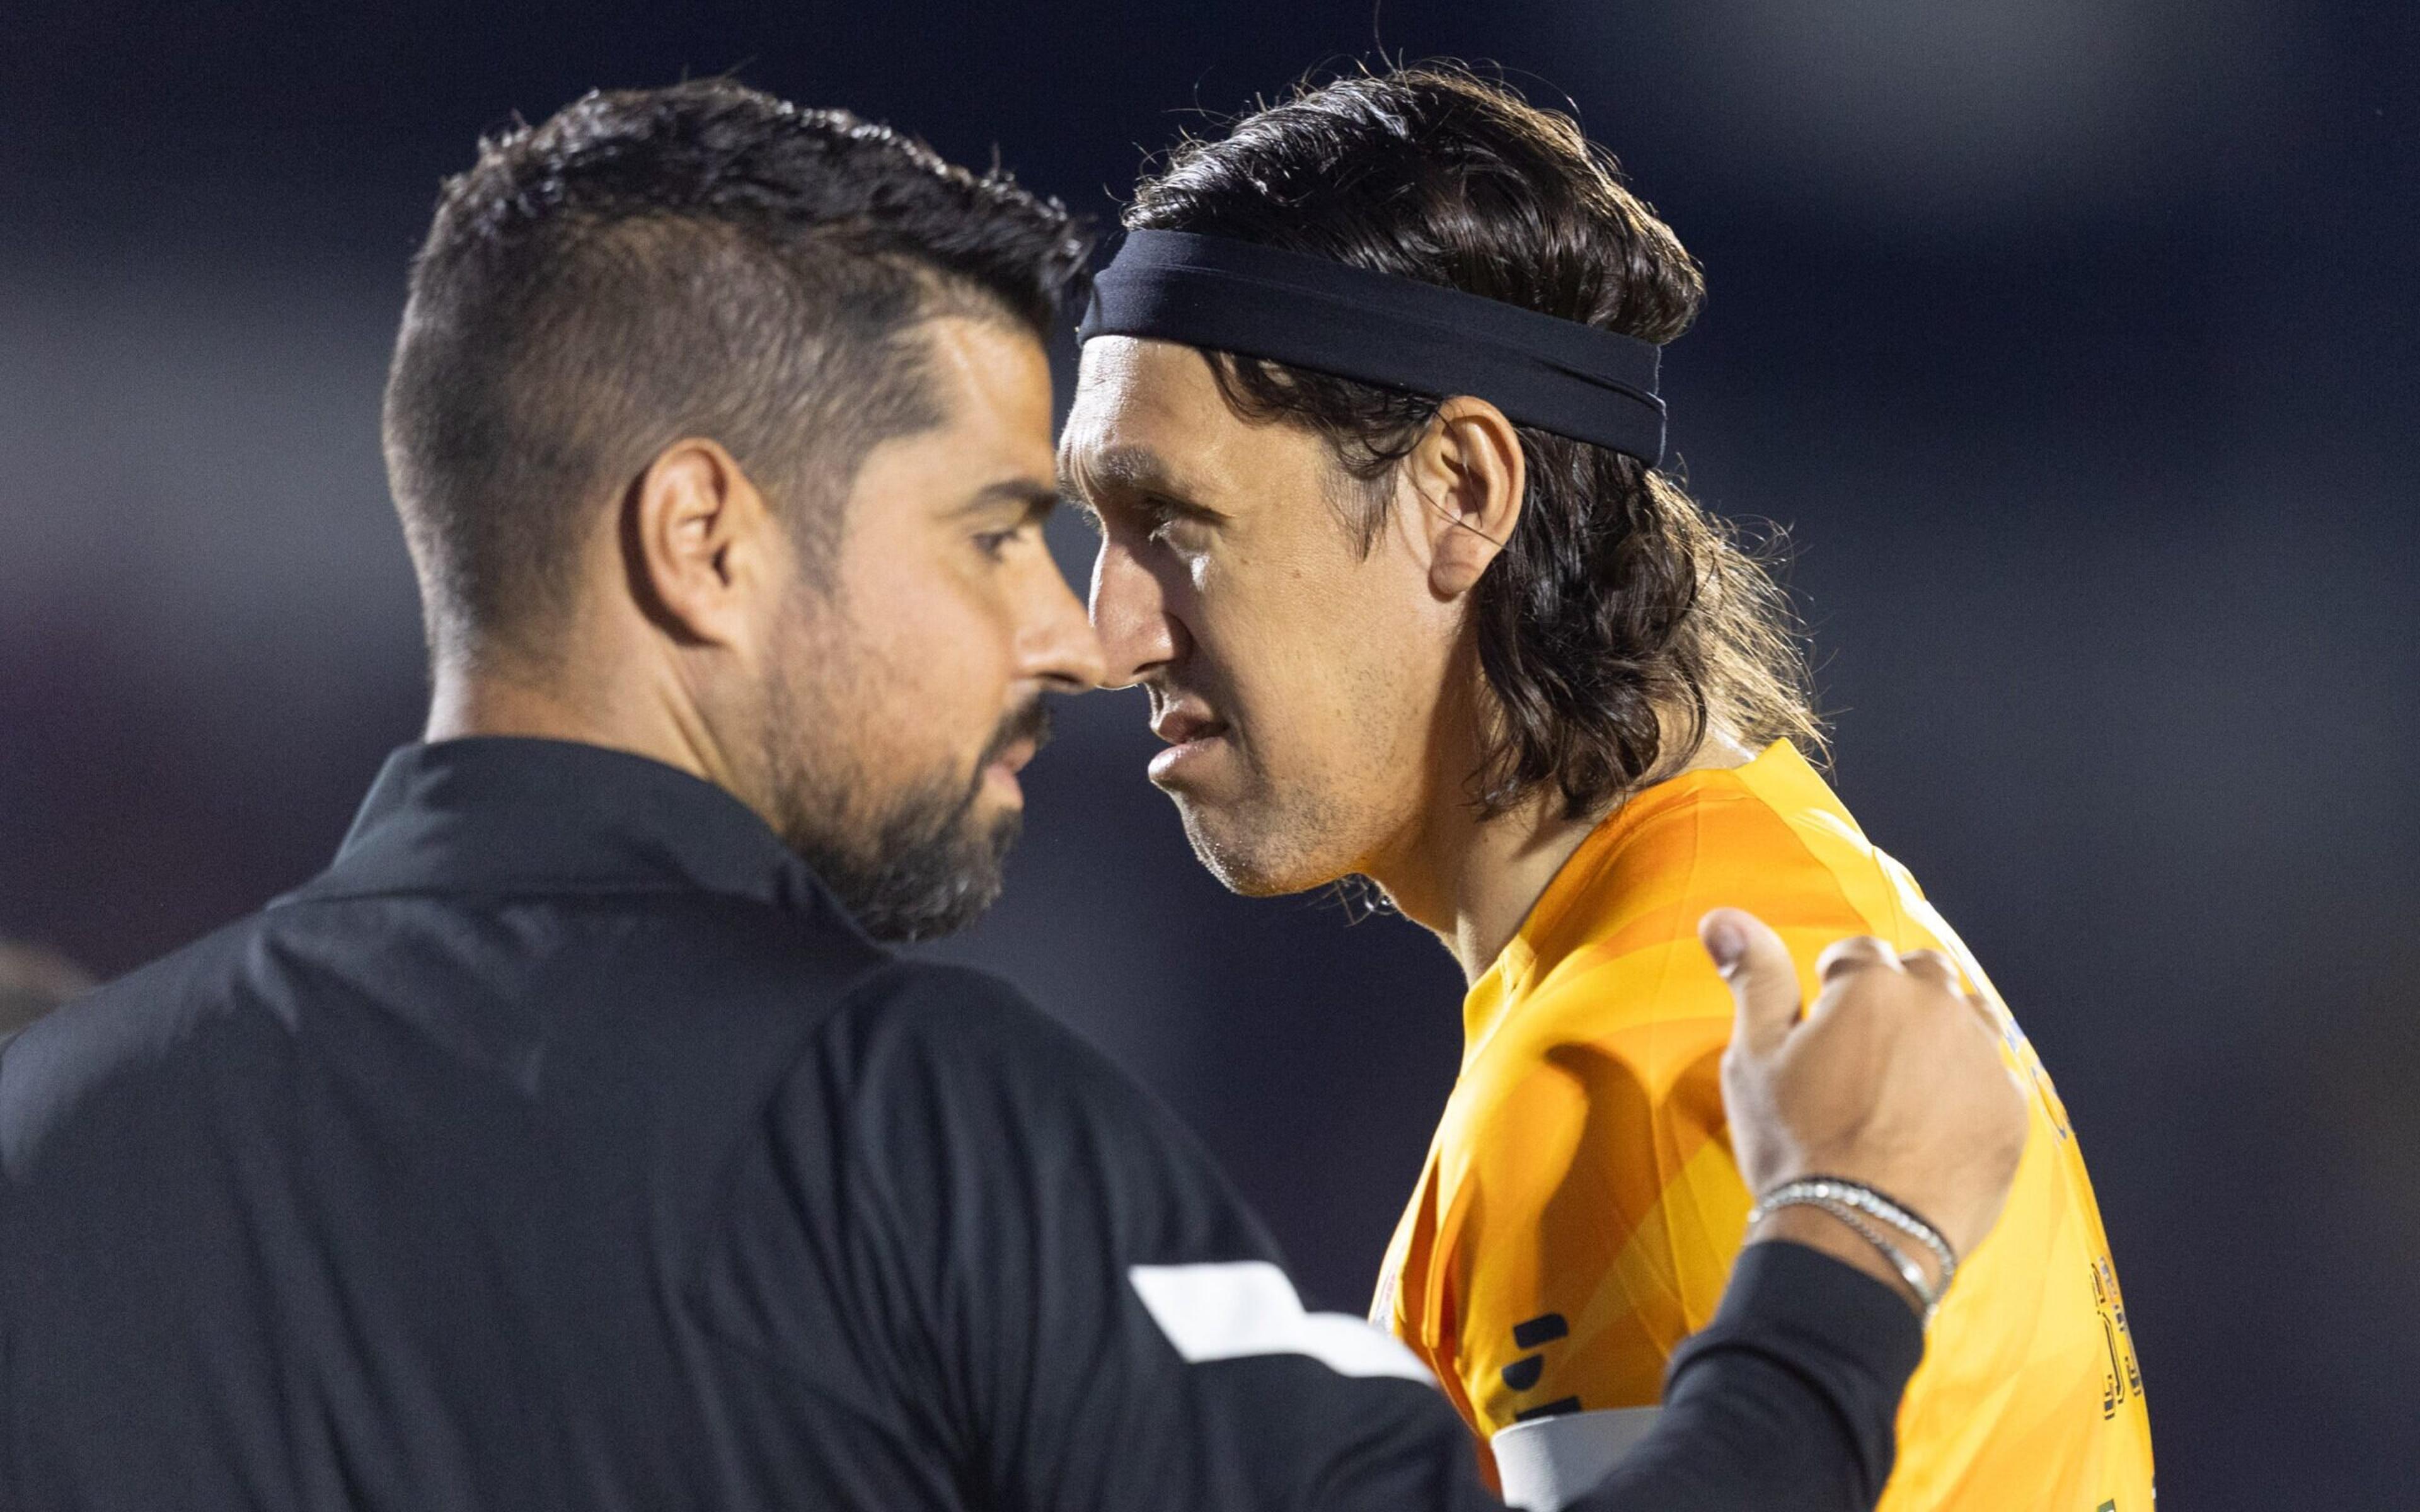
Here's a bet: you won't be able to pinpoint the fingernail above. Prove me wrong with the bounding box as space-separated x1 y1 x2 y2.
1705 916 1746 974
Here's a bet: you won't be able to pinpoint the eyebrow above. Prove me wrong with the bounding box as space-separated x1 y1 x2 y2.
1058 442 1217 519
952 478 1061 522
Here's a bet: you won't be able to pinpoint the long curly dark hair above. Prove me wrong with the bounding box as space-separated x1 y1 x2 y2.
1127 64 1822 818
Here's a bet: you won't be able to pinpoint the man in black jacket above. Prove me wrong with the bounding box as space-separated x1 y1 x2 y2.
0 81 2022 1511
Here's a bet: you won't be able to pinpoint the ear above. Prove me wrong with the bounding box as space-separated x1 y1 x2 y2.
622 437 783 649
1400 396 1526 601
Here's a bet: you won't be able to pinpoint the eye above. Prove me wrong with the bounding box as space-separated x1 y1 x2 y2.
1139 495 1205 547
1148 515 1209 554
974 527 1021 560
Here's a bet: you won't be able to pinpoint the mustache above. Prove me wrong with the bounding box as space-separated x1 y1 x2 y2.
976 697 1053 773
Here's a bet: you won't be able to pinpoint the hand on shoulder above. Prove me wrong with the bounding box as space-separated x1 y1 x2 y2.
1698 908 2028 1302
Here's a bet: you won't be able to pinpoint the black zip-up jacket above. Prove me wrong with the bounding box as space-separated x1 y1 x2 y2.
0 737 1919 1511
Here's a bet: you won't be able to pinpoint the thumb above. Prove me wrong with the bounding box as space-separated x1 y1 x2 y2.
1700 908 1801 1059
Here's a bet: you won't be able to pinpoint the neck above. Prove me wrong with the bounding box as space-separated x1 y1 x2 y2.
1371 790 1598 985
423 640 731 793
1372 727 1763 986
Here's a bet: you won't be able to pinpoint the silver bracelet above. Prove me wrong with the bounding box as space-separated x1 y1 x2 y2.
1812 1197 1940 1322
1748 1177 1960 1323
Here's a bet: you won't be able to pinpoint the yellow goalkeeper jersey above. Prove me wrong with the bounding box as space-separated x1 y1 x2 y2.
1372 742 2153 1511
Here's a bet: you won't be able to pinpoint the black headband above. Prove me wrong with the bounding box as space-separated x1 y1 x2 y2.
1076 229 1667 467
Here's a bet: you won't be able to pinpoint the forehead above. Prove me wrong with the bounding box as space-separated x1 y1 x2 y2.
1060 336 1287 495
919 314 1056 462
838 316 1056 532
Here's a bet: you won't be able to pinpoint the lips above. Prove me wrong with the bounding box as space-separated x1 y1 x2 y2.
1150 701 1228 748
1146 698 1230 786
976 701 1051 804
978 700 1051 774
989 739 1037 776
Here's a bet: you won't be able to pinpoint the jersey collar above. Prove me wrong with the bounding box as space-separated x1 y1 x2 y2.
275 736 867 942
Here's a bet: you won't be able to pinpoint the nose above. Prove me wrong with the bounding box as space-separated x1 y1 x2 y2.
1018 547 1109 694
1088 535 1182 692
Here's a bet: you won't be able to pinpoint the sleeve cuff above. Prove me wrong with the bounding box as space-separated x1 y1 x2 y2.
1662 1237 1927 1496
1677 1238 1925 1385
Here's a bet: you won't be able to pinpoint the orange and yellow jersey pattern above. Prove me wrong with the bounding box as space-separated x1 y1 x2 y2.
1373 742 2153 1511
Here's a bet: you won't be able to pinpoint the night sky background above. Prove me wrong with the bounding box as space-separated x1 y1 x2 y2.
3 2 2414 1504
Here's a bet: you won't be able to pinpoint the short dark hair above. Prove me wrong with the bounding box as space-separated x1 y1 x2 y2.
1128 65 1820 818
384 79 1090 663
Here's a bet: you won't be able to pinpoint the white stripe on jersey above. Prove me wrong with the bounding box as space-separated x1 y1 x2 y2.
1129 1261 1437 1385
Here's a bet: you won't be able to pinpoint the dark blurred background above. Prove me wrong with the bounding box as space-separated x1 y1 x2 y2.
3 1 2412 1502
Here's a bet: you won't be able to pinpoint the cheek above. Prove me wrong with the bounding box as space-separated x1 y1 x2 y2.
841 581 1013 766
1202 583 1366 760
1278 578 1440 774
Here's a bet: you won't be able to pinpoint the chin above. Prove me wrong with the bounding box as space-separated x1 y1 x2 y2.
1175 796 1350 900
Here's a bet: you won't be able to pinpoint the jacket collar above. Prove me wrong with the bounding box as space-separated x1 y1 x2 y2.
279 736 866 938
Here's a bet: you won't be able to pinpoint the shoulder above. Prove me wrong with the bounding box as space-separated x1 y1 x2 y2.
1519 747 1959 1014
0 915 270 1172
1562 777 1864 966
762 959 1269 1261
822 960 1133 1092
799 959 1204 1164
1448 754 1903 1160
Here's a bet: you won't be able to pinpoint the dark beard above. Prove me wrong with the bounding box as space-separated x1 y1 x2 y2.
772 697 1049 944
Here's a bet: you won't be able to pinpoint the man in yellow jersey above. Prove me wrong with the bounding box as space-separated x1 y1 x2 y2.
1061 65 2152 1511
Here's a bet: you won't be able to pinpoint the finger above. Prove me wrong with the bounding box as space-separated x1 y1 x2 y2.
1700 908 1801 1059
1816 934 1898 985
1947 987 2025 1099
1900 949 1963 994
1904 954 2006 1053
